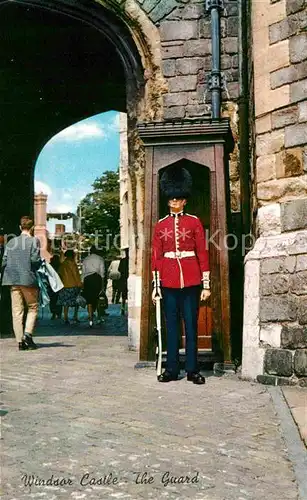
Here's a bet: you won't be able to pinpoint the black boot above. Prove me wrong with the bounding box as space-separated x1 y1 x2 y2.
24 334 38 350
157 370 178 382
18 340 29 351
187 372 205 385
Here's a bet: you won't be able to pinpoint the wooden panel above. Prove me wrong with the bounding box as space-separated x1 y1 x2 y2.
182 303 213 350
139 146 154 361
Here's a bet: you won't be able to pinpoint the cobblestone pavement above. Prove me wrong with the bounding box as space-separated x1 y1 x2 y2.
1 307 299 500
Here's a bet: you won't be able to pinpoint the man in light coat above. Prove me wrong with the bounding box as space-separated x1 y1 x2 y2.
1 216 41 350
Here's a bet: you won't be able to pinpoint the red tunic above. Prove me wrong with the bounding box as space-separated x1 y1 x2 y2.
152 212 209 289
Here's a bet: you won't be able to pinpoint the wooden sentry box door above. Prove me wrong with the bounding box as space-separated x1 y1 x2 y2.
182 300 213 350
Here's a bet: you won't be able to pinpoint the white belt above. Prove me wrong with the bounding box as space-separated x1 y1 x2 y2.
164 251 195 259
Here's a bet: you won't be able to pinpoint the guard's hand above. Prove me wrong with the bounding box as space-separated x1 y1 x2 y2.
200 289 211 302
152 288 162 305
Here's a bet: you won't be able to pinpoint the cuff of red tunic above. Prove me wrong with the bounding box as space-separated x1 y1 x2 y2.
201 271 210 290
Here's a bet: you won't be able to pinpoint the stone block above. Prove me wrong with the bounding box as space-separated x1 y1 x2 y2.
288 232 307 256
268 39 290 73
163 106 185 120
261 257 287 274
260 323 282 347
225 3 238 16
290 78 307 104
304 147 307 172
223 82 239 99
160 21 198 41
264 348 293 376
294 349 307 376
256 115 272 135
257 155 276 183
290 33 307 63
260 274 290 295
150 0 179 23
281 198 307 231
163 92 188 107
181 4 203 20
255 79 290 117
258 203 281 236
260 275 274 296
162 59 176 77
176 58 201 75
222 37 238 54
290 271 307 294
232 55 238 68
273 274 291 294
271 106 298 129
221 55 232 70
269 18 289 45
227 18 239 37
183 40 212 57
299 101 307 123
168 75 197 92
276 148 304 178
186 104 208 117
281 325 307 349
285 122 307 148
284 256 297 273
257 176 307 204
260 295 297 322
199 20 212 39
256 130 285 156
286 0 306 15
298 296 307 324
162 44 184 59
297 254 307 271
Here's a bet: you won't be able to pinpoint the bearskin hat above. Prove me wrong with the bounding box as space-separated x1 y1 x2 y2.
160 165 192 200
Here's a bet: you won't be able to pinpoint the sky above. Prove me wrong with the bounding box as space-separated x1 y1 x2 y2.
34 111 120 233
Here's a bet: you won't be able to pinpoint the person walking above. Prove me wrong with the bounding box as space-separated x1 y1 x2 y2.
82 245 105 327
57 250 82 324
152 165 211 384
1 216 41 350
49 254 62 319
108 258 121 304
118 248 129 316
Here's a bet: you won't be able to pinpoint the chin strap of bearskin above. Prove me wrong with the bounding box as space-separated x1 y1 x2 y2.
202 271 210 290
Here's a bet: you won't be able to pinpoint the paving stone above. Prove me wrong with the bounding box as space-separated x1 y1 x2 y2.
0 308 300 500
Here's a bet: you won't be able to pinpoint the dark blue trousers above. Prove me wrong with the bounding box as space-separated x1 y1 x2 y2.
162 286 200 376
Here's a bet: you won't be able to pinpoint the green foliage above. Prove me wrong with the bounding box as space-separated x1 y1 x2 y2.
77 170 120 257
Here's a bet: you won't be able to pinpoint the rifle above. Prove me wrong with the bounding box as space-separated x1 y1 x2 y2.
155 295 162 377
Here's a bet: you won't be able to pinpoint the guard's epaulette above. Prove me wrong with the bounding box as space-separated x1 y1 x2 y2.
185 213 198 219
158 214 169 222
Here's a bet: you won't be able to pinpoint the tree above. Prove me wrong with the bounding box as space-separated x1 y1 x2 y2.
77 170 120 256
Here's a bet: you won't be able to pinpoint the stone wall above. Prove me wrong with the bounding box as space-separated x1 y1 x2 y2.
242 0 307 383
130 0 241 210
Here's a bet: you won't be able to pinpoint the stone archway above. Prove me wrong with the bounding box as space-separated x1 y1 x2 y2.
0 0 168 347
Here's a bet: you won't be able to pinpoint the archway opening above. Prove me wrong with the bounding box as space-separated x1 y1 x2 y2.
0 0 143 234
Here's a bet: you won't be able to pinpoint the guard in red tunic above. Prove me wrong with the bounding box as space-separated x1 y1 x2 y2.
152 165 210 384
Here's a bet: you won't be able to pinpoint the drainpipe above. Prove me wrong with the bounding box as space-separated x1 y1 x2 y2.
206 0 224 119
